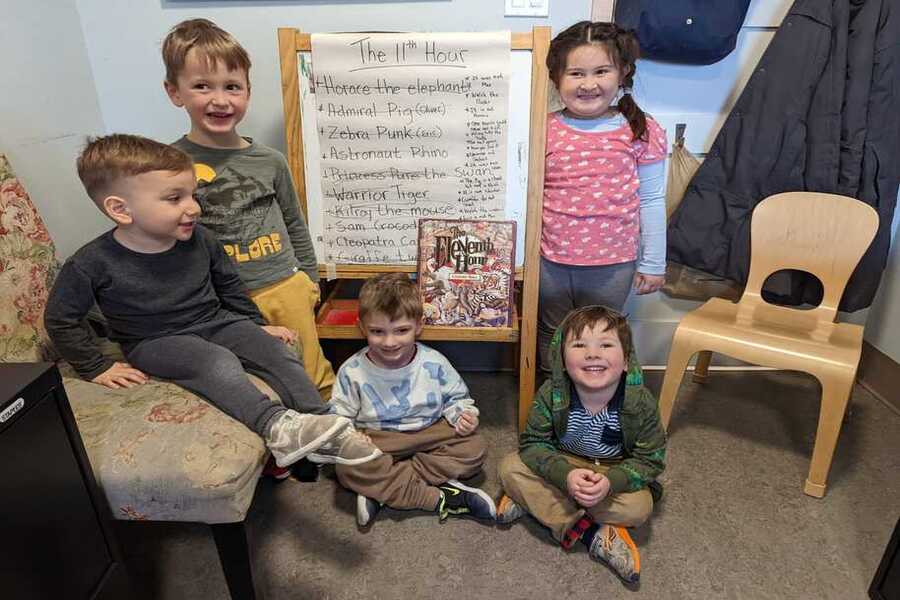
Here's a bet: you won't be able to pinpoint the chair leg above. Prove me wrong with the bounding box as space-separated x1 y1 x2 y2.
659 332 698 431
211 522 259 600
692 351 713 383
804 374 855 498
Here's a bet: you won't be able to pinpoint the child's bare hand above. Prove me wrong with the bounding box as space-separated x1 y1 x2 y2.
92 362 148 389
633 272 665 295
566 469 610 507
454 411 479 436
575 475 611 507
262 325 297 345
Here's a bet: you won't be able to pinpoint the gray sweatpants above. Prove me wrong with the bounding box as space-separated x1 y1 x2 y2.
127 319 326 437
538 257 636 373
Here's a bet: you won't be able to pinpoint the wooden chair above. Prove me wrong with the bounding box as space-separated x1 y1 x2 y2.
658 192 879 498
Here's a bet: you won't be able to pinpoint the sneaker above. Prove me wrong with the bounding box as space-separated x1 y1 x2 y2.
307 427 383 465
266 410 351 467
496 494 526 524
588 525 641 585
356 494 382 527
436 480 496 522
262 455 291 481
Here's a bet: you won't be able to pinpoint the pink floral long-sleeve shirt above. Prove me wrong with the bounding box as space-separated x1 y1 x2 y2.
541 112 667 266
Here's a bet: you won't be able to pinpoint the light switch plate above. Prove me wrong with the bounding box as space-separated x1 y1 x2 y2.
505 0 549 17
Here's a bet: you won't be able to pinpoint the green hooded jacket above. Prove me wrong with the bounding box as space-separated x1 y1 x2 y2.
519 327 667 495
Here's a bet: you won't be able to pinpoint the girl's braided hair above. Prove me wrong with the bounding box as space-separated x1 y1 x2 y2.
547 21 647 141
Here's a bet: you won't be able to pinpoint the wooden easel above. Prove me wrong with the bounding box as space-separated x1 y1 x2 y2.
277 27 550 430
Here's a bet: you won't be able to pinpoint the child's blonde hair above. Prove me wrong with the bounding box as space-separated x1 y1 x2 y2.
162 18 251 85
558 305 633 361
77 134 194 205
358 273 423 323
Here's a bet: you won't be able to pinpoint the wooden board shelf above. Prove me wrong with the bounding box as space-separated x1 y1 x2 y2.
317 298 519 342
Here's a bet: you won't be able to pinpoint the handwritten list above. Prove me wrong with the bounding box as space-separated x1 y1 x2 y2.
310 32 511 264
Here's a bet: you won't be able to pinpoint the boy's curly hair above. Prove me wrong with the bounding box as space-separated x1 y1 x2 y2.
77 134 193 204
358 273 423 323
162 18 251 85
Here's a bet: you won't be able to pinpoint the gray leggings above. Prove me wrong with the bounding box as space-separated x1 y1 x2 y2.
127 319 326 437
538 257 636 372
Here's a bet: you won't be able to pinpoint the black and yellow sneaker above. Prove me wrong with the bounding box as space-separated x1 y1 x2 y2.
436 480 496 522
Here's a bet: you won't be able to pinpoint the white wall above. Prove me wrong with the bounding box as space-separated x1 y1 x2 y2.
0 0 108 258
71 0 799 364
6 0 896 365
75 0 585 151
864 202 900 361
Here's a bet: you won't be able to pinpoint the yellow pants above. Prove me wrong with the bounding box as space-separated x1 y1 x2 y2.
249 271 335 400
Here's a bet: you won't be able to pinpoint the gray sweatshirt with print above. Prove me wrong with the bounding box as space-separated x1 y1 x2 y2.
173 136 319 287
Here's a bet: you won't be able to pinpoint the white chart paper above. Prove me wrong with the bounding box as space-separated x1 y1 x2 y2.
311 32 511 264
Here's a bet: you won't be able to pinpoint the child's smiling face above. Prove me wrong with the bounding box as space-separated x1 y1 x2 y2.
563 319 627 399
359 311 422 370
165 48 250 147
556 43 624 119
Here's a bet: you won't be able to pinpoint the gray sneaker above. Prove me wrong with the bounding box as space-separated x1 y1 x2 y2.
266 411 351 467
307 427 383 465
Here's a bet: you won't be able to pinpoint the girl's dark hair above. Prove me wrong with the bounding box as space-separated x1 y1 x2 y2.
547 21 647 141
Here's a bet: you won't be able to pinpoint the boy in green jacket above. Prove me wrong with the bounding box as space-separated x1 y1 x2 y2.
497 305 666 586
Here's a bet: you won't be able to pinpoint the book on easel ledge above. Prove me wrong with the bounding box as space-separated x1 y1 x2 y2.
417 219 516 328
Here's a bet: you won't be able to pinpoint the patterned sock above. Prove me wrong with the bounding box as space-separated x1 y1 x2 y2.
561 515 595 550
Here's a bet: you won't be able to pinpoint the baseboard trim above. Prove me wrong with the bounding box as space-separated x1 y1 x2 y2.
858 342 900 415
642 365 777 371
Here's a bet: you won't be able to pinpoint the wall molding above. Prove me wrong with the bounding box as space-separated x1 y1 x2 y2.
858 341 900 415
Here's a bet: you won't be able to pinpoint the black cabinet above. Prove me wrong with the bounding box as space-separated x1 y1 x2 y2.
871 518 900 600
1 363 131 600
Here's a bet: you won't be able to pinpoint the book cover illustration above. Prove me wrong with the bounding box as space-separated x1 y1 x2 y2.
417 219 516 327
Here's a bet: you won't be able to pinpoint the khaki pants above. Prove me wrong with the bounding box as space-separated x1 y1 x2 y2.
498 452 652 542
249 271 335 400
336 421 486 511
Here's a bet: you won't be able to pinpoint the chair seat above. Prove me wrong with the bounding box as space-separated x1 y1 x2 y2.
61 364 268 524
679 298 864 374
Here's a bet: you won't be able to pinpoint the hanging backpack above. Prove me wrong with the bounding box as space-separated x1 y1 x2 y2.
614 0 752 65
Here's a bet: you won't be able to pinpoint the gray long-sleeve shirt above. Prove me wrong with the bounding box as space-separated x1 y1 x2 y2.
44 225 265 380
172 137 320 286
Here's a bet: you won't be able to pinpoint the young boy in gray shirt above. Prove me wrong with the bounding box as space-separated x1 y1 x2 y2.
45 134 381 469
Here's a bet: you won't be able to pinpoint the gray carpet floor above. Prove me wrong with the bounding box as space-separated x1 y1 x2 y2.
115 370 900 599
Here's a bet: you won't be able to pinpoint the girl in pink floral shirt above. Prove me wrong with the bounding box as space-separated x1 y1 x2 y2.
538 22 668 371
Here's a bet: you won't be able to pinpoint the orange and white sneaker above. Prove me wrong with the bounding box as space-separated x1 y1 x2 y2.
588 525 641 584
496 495 526 524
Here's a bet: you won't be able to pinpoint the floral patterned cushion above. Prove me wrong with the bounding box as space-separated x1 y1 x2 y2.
1 153 267 523
62 363 269 523
0 154 57 362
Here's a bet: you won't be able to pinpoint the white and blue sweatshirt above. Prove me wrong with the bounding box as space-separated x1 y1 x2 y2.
330 343 477 431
